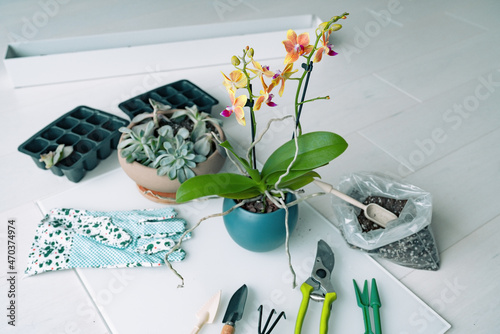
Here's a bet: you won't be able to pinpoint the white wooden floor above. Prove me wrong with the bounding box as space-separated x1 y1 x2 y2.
1 0 499 333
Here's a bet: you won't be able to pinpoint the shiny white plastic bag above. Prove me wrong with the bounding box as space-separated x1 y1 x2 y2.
331 172 440 270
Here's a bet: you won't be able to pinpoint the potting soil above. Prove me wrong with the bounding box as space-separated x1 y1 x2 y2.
356 196 440 271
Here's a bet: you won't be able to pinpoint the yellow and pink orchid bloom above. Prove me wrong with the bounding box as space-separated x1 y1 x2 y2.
254 77 277 111
254 90 277 111
221 90 248 126
313 31 338 63
222 70 248 94
249 59 275 79
282 29 313 64
272 63 298 97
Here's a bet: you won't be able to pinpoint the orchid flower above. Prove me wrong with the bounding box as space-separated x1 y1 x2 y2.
254 91 277 111
313 31 338 63
222 70 248 93
282 29 313 64
249 59 274 79
221 90 248 126
272 63 298 97
254 77 277 111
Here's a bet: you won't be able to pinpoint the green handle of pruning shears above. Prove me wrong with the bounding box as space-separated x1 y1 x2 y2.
319 291 337 334
294 282 313 334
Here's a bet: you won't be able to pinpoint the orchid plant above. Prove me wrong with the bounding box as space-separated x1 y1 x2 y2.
176 13 349 206
164 13 351 288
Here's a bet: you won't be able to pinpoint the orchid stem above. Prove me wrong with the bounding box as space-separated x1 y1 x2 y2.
293 13 349 135
247 84 257 170
293 27 322 136
241 48 257 169
297 96 330 105
295 62 313 135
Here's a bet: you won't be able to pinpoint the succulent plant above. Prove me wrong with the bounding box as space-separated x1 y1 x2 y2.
153 128 207 183
171 105 222 141
193 132 213 156
118 121 156 166
118 99 221 182
39 144 73 169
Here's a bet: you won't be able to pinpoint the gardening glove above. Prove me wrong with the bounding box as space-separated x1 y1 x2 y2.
133 215 189 255
25 207 191 277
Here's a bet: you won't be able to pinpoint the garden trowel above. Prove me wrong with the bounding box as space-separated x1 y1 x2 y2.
221 284 248 333
191 290 222 334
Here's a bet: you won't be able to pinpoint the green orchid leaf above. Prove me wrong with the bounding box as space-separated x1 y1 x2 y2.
217 188 263 200
176 173 261 203
275 171 320 190
219 140 250 168
219 141 261 182
261 131 347 178
265 170 320 188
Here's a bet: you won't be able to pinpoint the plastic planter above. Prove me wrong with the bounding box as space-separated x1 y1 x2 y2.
18 106 128 182
118 79 218 119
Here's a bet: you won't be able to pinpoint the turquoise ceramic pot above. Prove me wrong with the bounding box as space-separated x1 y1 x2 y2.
222 193 299 252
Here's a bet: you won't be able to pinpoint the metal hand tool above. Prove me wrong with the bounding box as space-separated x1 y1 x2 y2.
257 305 285 334
221 284 248 334
295 239 337 334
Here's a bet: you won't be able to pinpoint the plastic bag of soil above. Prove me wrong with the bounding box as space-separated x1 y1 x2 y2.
331 172 440 270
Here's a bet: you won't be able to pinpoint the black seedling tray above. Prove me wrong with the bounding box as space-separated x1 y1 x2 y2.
18 106 129 183
118 79 218 119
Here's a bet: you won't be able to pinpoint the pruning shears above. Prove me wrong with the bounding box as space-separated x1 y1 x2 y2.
295 240 337 334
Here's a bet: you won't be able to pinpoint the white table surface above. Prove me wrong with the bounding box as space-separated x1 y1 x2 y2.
1 1 499 333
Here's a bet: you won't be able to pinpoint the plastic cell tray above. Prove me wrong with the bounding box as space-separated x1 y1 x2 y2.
118 79 218 119
18 106 128 182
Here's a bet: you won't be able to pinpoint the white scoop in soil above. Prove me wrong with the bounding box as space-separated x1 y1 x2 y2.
313 180 397 228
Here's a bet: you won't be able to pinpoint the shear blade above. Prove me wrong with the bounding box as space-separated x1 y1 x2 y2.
313 240 335 277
